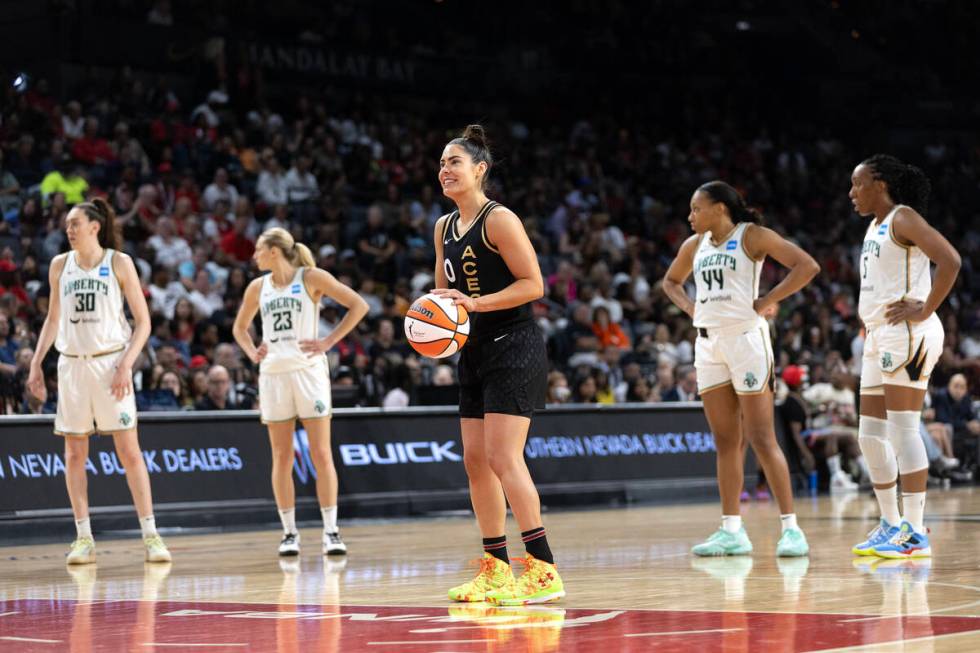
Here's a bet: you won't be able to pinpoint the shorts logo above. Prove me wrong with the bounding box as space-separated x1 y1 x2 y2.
314 400 326 414
881 352 893 370
744 372 758 389
119 412 132 427
99 266 110 277
726 240 737 251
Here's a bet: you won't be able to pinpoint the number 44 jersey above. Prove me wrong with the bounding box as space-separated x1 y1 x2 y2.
259 268 321 374
692 223 763 329
56 249 132 356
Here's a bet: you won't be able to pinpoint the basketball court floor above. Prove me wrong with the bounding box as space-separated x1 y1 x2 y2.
1 488 979 652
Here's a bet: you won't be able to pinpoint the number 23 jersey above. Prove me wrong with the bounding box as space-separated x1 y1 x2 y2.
692 222 763 329
259 268 321 374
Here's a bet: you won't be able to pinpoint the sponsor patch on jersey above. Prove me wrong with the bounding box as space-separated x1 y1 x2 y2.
291 284 301 294
726 240 737 251
878 223 888 235
99 266 110 277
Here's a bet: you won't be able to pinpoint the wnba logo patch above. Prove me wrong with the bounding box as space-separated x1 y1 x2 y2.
878 224 888 235
99 266 110 277
726 240 737 251
291 284 301 294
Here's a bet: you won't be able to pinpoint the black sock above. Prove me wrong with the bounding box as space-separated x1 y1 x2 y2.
521 527 554 564
482 535 508 564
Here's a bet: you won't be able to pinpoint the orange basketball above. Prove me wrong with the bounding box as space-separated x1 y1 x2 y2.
404 293 470 359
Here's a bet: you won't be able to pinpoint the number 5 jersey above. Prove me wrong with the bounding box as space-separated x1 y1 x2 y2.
56 249 132 356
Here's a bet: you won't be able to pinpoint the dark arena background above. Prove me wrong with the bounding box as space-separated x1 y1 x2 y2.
1 1 979 651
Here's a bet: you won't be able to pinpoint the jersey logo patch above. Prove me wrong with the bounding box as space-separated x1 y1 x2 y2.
905 339 928 382
291 284 301 294
99 266 110 277
726 240 737 250
878 223 888 235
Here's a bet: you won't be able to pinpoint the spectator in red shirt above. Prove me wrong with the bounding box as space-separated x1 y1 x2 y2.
71 117 117 166
219 214 255 263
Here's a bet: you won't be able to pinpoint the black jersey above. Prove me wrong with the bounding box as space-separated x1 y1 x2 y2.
441 200 533 342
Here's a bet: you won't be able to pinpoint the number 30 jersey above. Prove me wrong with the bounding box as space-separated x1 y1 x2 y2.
259 267 320 374
692 222 763 329
56 249 131 356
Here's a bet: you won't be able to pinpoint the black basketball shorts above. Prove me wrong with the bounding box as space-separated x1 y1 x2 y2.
457 321 548 418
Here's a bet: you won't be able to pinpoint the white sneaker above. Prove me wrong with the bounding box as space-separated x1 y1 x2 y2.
279 532 300 556
322 531 347 556
66 537 96 565
830 470 859 493
144 535 172 563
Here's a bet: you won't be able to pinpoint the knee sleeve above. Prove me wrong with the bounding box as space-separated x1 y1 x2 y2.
858 416 897 484
887 410 929 474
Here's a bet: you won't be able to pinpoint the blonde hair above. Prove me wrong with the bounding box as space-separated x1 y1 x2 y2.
259 227 315 268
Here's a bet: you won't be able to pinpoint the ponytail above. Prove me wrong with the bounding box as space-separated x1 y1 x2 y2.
696 180 763 224
259 227 315 268
291 242 316 268
861 154 931 215
78 198 122 250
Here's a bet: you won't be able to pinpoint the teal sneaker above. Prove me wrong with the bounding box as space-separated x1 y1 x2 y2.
776 527 809 557
691 527 753 556
852 518 899 556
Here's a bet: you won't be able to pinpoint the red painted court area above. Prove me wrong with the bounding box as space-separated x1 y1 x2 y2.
1 599 979 652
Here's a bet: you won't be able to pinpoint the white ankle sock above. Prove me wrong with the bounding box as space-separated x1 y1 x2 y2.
873 486 902 526
780 514 798 532
139 515 158 538
721 515 742 533
321 506 338 533
279 508 297 535
827 454 842 475
902 492 926 532
76 517 92 539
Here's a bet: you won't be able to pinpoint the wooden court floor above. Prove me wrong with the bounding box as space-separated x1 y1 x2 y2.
1 488 979 651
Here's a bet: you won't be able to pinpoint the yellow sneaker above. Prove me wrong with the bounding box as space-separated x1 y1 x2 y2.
448 553 515 602
144 535 172 563
66 536 96 565
486 555 565 606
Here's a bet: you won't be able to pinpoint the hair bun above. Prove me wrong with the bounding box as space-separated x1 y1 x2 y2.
462 124 487 147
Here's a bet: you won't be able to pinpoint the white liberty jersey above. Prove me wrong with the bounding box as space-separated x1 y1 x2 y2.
259 267 320 374
56 249 131 355
692 223 763 328
858 205 933 327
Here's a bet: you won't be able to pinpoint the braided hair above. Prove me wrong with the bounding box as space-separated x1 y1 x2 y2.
861 154 931 215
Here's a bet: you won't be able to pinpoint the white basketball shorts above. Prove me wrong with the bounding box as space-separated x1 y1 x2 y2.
259 357 332 423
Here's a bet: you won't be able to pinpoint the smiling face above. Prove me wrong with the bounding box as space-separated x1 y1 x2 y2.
688 190 726 234
438 143 486 200
849 163 885 216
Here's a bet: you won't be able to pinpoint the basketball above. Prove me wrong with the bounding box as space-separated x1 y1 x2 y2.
404 293 470 359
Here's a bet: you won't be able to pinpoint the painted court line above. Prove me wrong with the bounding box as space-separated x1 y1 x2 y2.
625 627 743 637
0 636 63 644
141 644 248 648
368 640 493 645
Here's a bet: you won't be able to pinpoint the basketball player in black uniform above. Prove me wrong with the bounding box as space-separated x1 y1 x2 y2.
433 125 564 605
